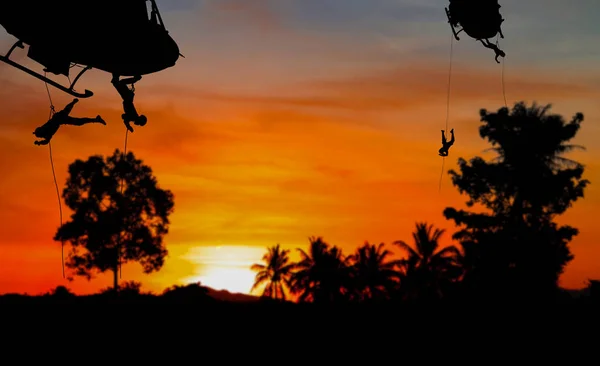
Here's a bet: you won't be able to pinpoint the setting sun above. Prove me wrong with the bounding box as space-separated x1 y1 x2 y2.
189 267 256 294
180 245 264 294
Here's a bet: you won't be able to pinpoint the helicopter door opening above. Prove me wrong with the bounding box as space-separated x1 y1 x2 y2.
145 0 166 30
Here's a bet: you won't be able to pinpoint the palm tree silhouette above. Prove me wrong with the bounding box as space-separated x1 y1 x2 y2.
394 222 462 301
290 236 351 304
347 242 400 302
251 244 295 300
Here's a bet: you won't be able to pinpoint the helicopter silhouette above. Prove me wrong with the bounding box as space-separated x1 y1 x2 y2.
0 0 181 98
445 0 506 63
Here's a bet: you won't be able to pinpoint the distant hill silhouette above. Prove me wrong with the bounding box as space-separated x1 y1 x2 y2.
205 288 261 303
0 283 267 304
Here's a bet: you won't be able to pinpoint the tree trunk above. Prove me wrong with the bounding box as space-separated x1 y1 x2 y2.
113 265 118 291
114 237 120 291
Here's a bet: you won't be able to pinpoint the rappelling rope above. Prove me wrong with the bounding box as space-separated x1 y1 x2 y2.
118 128 129 280
438 153 446 192
117 81 135 280
501 56 507 108
439 32 454 193
496 34 508 109
48 142 64 279
43 71 56 118
43 72 65 279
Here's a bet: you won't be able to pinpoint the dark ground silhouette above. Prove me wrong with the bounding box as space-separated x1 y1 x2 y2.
0 277 597 306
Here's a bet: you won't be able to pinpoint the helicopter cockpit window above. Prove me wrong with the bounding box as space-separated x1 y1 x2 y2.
146 0 166 29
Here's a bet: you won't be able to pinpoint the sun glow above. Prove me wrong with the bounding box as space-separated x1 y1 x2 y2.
192 266 257 294
181 245 264 294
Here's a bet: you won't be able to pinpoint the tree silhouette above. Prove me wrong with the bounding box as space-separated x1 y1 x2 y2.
54 149 175 291
290 237 351 304
251 244 295 300
444 102 589 298
346 242 399 302
394 222 462 301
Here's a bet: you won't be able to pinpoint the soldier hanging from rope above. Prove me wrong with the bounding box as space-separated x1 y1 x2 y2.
111 74 147 132
480 39 505 63
438 128 455 157
33 98 105 146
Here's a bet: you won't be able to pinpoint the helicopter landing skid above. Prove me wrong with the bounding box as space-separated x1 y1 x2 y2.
0 41 93 99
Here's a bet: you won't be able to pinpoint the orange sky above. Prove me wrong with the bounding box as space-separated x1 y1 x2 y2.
1 1 599 295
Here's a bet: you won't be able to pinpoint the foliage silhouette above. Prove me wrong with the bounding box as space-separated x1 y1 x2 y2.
54 149 175 291
346 242 400 303
250 244 295 300
443 102 589 299
45 285 75 298
290 237 352 304
394 222 462 302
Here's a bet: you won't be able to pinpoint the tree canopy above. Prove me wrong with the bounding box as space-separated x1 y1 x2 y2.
443 102 589 298
54 149 175 290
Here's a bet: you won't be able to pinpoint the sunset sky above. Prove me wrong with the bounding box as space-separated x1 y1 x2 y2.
1 0 599 295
